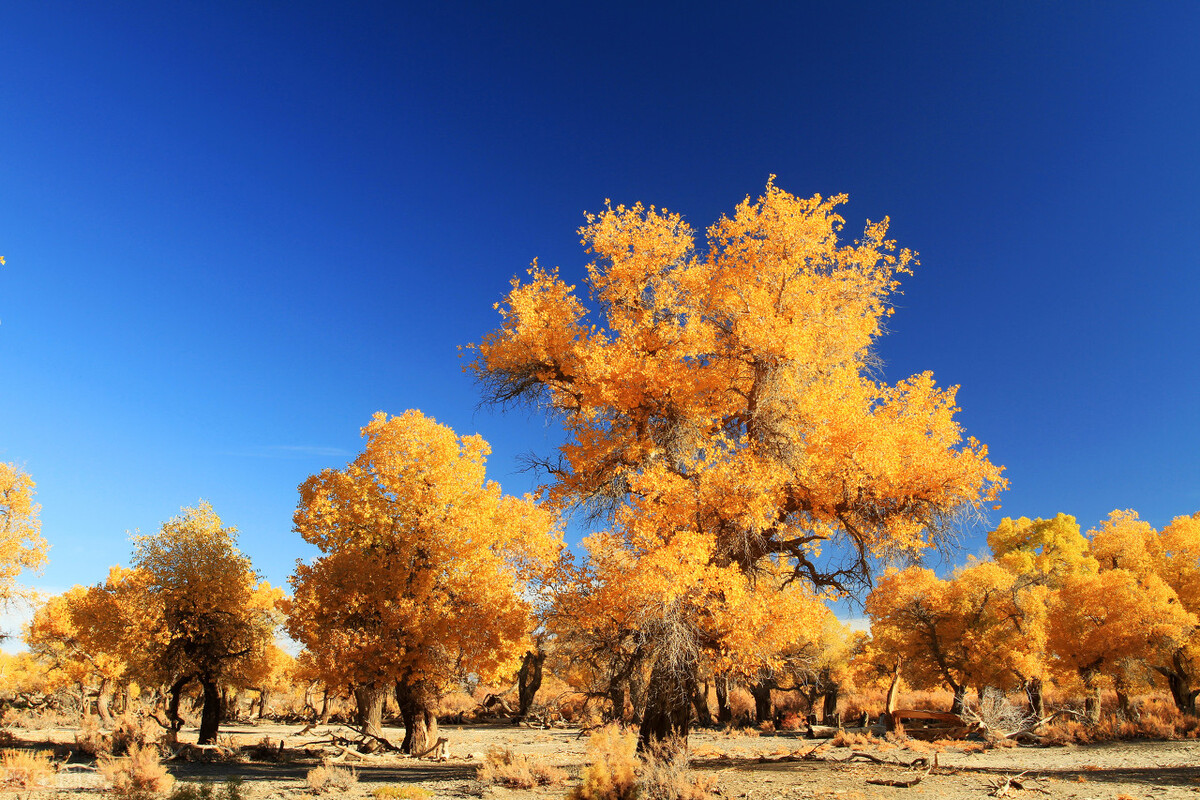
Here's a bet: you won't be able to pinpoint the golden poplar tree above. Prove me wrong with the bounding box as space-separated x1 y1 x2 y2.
471 182 1005 747
131 503 279 743
286 410 562 754
25 585 130 725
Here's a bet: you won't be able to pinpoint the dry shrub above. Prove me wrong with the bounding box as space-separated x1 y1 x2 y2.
779 712 804 731
842 688 885 722
727 688 754 719
639 740 716 800
1040 698 1200 744
831 730 877 748
900 688 955 712
372 787 432 800
100 742 175 800
571 726 639 800
111 713 164 756
245 735 287 762
477 747 568 788
0 748 55 788
436 691 477 718
306 764 357 793
168 779 246 800
77 713 112 756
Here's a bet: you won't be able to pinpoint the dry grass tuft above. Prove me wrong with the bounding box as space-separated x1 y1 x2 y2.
476 747 568 788
306 764 358 793
371 786 432 800
639 739 717 800
831 730 878 748
570 726 640 800
100 742 175 800
0 748 55 788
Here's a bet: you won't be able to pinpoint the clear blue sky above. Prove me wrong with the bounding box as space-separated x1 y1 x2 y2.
2 1 1198 609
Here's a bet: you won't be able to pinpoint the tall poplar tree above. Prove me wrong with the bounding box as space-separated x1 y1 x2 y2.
471 181 1006 748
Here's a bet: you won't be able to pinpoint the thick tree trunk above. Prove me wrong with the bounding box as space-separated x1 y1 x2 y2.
627 664 647 724
1161 652 1200 716
221 686 239 721
96 677 115 727
822 684 839 723
1025 677 1045 720
715 673 733 724
167 675 194 732
950 684 967 716
319 688 332 724
354 684 387 740
637 658 697 752
257 688 270 719
691 681 712 727
1084 682 1102 725
198 678 222 745
751 678 773 724
395 682 438 755
607 680 626 722
1166 671 1200 716
884 664 902 730
515 649 546 721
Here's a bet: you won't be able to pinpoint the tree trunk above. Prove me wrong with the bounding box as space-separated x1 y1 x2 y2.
637 657 697 752
198 678 222 745
627 664 647 724
750 678 773 724
319 688 332 724
354 684 387 740
822 684 839 723
691 681 712 727
715 673 733 724
607 680 626 723
1025 676 1045 720
221 686 239 721
1161 652 1200 716
884 663 902 731
96 677 115 727
257 688 270 719
167 675 194 732
950 684 967 716
395 682 438 755
1084 683 1102 725
515 649 546 721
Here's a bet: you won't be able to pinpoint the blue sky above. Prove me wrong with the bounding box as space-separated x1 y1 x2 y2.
2 1 1198 619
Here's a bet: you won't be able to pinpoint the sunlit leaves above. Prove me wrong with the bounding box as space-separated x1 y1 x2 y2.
0 462 48 604
286 410 563 698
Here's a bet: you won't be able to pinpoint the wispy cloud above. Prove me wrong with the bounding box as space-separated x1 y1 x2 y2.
224 445 351 460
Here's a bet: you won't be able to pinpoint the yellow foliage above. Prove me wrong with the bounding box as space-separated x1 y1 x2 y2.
0 462 48 604
286 410 563 700
471 182 1005 686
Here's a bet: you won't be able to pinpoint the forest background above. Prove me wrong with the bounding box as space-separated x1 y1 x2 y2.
1 1 1198 644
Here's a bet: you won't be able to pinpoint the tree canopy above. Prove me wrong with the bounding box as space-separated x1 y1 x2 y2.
286 410 562 753
471 182 1006 746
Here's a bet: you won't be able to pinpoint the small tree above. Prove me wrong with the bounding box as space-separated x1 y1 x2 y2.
286 410 562 753
131 503 278 743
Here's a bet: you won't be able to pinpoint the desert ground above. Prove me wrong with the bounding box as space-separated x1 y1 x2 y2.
5 720 1198 800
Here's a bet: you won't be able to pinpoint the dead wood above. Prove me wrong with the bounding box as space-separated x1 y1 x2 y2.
849 751 938 788
986 771 1050 797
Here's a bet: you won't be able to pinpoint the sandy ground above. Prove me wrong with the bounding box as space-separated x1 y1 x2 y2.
4 720 1198 799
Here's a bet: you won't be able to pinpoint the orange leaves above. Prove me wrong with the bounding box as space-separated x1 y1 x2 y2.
287 411 563 694
472 182 1007 698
